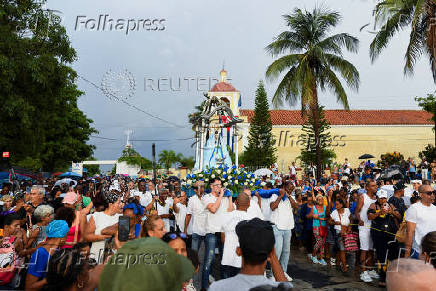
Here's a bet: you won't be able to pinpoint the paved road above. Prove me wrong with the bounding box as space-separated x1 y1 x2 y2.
288 249 384 290
193 244 384 290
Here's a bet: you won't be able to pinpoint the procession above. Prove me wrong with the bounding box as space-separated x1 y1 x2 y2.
3 0 436 290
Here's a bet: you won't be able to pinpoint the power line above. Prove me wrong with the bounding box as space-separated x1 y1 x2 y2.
90 135 194 142
90 135 118 141
78 74 188 129
131 137 194 142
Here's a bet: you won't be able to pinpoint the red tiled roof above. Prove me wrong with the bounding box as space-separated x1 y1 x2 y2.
210 82 238 92
239 109 433 125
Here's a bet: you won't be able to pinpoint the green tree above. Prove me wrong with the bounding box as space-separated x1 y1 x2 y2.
242 80 276 167
118 146 152 170
419 144 436 162
265 7 359 178
370 0 436 82
415 93 436 145
179 156 195 169
158 150 181 171
298 106 336 167
188 100 206 129
84 157 100 176
0 0 96 171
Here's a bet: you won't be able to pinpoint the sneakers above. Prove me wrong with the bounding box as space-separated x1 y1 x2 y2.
312 256 319 264
360 271 373 283
318 259 327 266
307 254 313 260
367 270 380 279
330 258 336 266
284 272 293 282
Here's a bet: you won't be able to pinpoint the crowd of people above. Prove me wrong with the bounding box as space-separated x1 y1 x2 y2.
0 156 435 290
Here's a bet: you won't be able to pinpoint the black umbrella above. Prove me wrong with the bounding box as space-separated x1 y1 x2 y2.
359 154 375 159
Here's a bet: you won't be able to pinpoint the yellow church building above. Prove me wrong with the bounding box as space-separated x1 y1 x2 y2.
201 69 433 171
238 109 434 171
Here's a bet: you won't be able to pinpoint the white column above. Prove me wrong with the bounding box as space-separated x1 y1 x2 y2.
194 126 200 168
199 121 205 170
234 126 238 167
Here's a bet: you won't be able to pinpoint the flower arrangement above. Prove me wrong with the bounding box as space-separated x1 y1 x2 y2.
184 165 262 194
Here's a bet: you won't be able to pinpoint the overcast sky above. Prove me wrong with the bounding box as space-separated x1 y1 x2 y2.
46 0 435 165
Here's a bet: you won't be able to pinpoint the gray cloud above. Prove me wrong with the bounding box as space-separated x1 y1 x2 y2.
45 0 434 166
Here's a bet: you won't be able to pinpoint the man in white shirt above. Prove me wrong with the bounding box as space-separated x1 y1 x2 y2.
185 181 207 247
254 182 274 221
155 188 173 232
355 181 378 282
201 178 233 290
134 180 154 213
269 181 298 281
247 192 265 220
289 162 297 177
209 218 292 291
221 189 253 278
344 158 351 169
173 194 192 235
405 184 436 258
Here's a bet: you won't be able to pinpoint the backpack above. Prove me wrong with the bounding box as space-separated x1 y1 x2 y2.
0 237 17 285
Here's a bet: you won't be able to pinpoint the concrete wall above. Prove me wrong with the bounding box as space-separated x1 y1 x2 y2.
116 161 140 176
238 123 433 172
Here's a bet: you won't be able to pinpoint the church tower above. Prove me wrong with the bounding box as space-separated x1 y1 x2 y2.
208 69 241 118
206 69 241 151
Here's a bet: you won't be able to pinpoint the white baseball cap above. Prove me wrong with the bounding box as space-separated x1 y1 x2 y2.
376 189 388 199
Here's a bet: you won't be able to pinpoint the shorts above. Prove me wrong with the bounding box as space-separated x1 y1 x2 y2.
359 228 373 251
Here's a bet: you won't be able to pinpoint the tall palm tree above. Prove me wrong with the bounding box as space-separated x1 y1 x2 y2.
158 150 181 172
265 7 360 178
370 0 436 145
370 0 436 81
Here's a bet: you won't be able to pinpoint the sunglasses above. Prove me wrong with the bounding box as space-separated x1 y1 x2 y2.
421 191 436 196
167 232 187 240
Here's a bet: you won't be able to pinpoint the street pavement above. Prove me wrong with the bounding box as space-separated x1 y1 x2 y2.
288 248 384 290
193 243 384 290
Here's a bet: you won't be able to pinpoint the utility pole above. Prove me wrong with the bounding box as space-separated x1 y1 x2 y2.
152 143 157 196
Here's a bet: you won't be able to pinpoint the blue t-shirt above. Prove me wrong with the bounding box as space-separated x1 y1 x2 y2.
135 224 141 238
28 247 50 279
349 201 357 214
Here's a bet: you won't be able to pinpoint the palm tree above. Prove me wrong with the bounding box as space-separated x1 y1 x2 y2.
188 100 206 130
158 150 181 172
265 7 360 178
370 0 436 145
179 156 195 169
370 0 436 81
